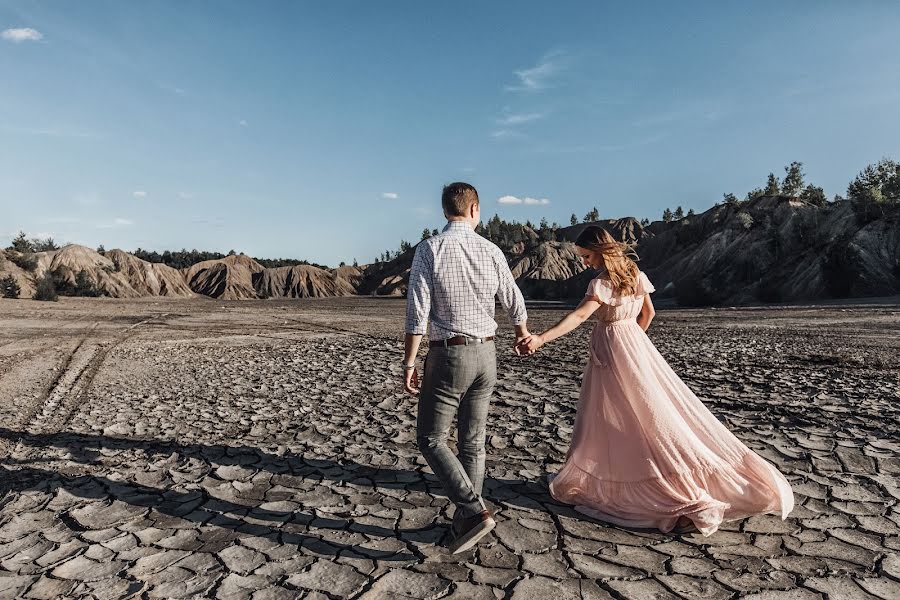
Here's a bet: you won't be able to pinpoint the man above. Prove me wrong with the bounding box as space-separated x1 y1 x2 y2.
403 182 529 554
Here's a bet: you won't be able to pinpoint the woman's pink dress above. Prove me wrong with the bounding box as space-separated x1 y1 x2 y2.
549 272 793 536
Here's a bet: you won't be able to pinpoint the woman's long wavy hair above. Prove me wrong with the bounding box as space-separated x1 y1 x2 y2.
574 226 640 296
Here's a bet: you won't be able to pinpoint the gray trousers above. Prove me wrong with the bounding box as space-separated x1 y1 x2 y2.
417 341 497 519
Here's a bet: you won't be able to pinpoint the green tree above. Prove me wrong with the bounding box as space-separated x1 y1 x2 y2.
352 258 358 268
662 208 673 222
96 244 106 254
674 206 685 220
11 231 32 253
32 237 59 252
74 270 101 297
782 162 805 196
687 208 696 217
640 218 650 226
34 271 58 301
570 213 578 226
765 173 781 196
745 188 765 201
431 228 439 236
421 228 432 240
847 158 900 220
399 240 412 253
723 193 739 205
0 274 20 299
583 207 600 222
800 184 826 206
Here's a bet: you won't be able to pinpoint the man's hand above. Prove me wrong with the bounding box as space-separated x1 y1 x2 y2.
516 334 544 356
403 365 420 395
513 323 530 355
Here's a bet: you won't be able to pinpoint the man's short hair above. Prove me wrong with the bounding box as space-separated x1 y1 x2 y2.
442 182 479 217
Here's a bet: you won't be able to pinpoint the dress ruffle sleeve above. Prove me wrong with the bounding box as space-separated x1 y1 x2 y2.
586 272 655 306
585 277 616 304
636 271 656 296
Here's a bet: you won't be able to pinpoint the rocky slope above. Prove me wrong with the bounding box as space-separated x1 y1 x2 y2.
3 197 896 305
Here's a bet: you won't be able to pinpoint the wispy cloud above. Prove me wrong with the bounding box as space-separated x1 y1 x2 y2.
381 192 399 199
496 112 546 126
490 129 526 140
498 195 551 206
157 82 186 96
97 217 134 229
132 191 147 199
507 50 566 92
1 28 43 43
239 120 248 127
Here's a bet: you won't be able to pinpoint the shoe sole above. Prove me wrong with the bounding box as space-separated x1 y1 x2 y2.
449 517 496 554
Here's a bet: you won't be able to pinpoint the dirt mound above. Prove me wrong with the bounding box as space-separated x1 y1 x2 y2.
509 241 591 299
638 196 900 305
358 248 417 296
255 265 357 298
105 249 195 297
558 217 649 245
183 254 264 300
44 245 142 298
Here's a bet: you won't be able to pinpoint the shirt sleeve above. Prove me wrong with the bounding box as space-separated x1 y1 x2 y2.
405 243 433 335
493 247 527 325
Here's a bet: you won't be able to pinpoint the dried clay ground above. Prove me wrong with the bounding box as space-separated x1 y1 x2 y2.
0 297 898 600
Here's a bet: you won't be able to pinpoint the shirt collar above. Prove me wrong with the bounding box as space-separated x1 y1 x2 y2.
443 221 474 234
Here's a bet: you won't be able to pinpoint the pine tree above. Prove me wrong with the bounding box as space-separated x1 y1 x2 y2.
687 208 696 217
782 161 804 197
723 193 739 205
674 206 684 220
0 274 20 299
570 213 578 226
584 207 600 222
421 228 431 240
11 231 32 253
765 173 780 196
662 208 673 222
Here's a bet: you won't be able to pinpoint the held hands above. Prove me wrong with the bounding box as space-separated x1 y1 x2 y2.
514 333 544 356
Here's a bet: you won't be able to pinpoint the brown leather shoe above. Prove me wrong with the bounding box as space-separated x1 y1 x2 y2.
449 510 495 554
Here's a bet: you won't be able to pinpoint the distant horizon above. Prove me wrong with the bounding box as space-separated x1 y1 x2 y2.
2 1 899 264
5 184 863 268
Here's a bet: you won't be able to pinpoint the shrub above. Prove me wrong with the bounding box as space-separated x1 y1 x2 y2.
34 272 58 301
0 274 21 299
734 212 754 230
74 270 102 297
9 252 38 272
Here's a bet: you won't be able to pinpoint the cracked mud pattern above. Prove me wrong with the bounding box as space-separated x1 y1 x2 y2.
0 297 898 599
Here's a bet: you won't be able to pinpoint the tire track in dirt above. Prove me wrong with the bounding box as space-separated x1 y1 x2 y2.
2 315 165 462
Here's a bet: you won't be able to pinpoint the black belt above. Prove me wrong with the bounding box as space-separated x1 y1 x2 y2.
430 335 495 348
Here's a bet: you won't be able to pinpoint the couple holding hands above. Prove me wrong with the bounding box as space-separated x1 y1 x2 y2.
402 182 793 554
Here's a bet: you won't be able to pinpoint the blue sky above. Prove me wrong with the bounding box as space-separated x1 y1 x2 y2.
2 1 899 266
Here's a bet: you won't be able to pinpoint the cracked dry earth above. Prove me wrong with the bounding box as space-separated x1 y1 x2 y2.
0 297 898 600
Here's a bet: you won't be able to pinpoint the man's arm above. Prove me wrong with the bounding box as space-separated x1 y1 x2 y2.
493 247 529 347
403 244 433 393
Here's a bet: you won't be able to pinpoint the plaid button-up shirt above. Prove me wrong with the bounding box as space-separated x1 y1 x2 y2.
405 221 527 339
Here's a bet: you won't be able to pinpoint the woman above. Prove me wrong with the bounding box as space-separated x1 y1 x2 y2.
517 226 793 535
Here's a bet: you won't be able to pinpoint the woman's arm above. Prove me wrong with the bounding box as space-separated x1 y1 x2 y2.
636 293 655 332
517 296 601 354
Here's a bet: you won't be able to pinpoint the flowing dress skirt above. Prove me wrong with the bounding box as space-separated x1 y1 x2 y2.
549 315 794 536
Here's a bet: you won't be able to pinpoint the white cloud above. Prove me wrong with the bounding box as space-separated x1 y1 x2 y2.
496 112 545 126
132 191 147 198
381 192 399 199
1 28 43 43
96 217 134 229
507 50 565 92
239 120 248 126
498 195 550 206
490 129 525 140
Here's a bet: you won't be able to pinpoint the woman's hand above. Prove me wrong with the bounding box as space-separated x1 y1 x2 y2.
516 334 544 356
